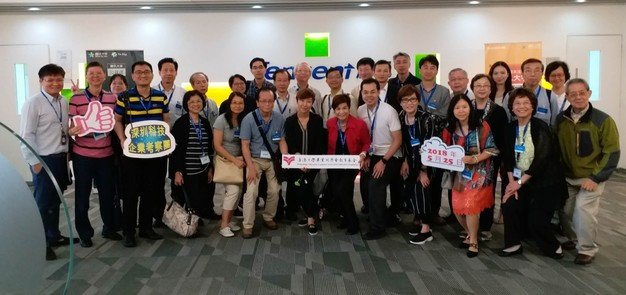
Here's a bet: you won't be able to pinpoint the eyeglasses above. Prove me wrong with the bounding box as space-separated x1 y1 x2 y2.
258 100 274 104
567 90 588 98
473 84 490 89
401 97 418 103
43 78 64 83
133 70 152 76
549 73 565 78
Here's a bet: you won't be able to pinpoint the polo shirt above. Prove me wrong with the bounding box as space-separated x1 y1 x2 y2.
153 82 186 127
114 88 169 124
357 101 402 157
240 109 285 158
69 89 117 158
418 83 451 119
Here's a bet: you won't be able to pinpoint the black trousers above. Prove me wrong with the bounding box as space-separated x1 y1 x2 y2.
429 168 444 217
388 162 404 217
122 156 167 235
286 170 317 218
367 156 401 233
405 171 433 224
480 156 505 232
359 169 370 211
501 184 561 255
171 168 213 218
330 169 359 231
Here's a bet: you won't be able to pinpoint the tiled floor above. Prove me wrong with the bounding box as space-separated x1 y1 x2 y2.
43 174 626 294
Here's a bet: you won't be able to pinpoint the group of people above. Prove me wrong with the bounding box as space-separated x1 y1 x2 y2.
20 53 619 266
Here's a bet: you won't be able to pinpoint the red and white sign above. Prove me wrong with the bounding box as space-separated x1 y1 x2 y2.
71 101 115 137
421 137 465 172
282 154 360 169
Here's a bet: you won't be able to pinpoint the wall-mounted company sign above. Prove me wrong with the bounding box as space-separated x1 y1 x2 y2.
71 101 115 137
86 50 144 90
123 120 176 159
282 154 360 169
420 137 465 172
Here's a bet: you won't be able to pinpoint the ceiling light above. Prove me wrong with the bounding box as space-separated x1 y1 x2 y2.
28 7 40 11
469 1 480 4
575 0 586 2
359 3 370 7
252 5 263 9
140 6 152 10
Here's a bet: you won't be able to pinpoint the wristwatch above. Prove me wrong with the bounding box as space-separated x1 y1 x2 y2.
381 158 388 165
517 179 523 185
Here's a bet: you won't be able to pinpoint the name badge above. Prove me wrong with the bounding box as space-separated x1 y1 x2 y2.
260 150 271 159
513 168 522 178
410 138 421 147
427 102 438 110
176 102 182 115
234 130 240 138
514 145 525 153
461 168 473 180
271 131 281 142
175 102 182 109
537 107 548 114
93 132 107 141
200 154 211 165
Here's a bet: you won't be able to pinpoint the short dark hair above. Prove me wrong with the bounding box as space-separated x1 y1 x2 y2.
393 52 410 61
488 61 513 101
109 74 128 88
360 77 380 92
296 88 316 102
131 61 152 73
158 57 178 71
374 59 392 71
545 61 571 81
273 69 291 80
85 61 104 72
419 54 439 68
182 90 206 113
508 87 538 116
446 94 479 133
249 57 267 69
332 94 351 110
356 57 375 69
256 86 276 101
38 63 65 79
521 58 544 72
470 73 495 95
326 67 342 78
224 91 246 129
228 74 246 88
397 85 420 104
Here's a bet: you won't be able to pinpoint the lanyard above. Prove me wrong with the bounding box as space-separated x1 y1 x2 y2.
84 89 102 103
534 86 541 100
190 118 205 154
464 89 469 96
457 122 471 152
159 83 175 104
276 95 289 114
366 100 380 142
255 109 272 134
560 98 567 113
419 84 437 107
41 91 62 123
405 115 418 140
138 91 152 111
515 123 530 162
337 120 347 146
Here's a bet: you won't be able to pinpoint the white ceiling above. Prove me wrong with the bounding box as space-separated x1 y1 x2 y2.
0 0 624 13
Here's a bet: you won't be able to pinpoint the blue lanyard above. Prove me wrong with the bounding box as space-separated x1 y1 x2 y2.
139 92 152 111
159 83 175 104
405 115 417 140
419 84 437 107
535 86 541 100
41 91 62 123
255 109 272 134
190 118 205 154
560 98 567 112
515 123 530 147
84 89 102 103
337 120 347 146
276 96 289 114
366 100 380 142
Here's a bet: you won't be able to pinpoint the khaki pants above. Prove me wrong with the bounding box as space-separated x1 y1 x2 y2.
242 158 280 229
222 184 242 211
561 177 605 256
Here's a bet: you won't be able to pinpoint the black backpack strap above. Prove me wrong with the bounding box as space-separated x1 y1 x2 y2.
252 111 278 161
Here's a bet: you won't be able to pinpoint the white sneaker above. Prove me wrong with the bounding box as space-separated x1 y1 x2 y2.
229 222 241 232
219 227 235 237
480 231 493 241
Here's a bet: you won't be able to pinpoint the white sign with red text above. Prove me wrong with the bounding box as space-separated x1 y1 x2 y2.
421 137 465 172
282 154 360 169
71 101 115 137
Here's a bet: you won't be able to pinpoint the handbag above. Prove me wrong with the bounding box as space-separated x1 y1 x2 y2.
162 186 199 237
213 155 244 184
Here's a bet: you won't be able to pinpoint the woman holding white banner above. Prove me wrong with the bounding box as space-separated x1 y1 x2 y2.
442 94 499 257
283 88 326 235
326 94 370 235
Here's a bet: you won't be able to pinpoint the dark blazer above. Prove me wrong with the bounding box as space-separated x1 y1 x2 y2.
169 113 214 176
284 113 326 180
503 117 567 194
386 73 422 113
477 102 508 153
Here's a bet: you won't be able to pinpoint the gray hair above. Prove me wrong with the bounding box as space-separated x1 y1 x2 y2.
565 78 590 94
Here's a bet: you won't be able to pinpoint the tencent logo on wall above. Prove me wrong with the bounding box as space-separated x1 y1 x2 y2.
265 62 357 81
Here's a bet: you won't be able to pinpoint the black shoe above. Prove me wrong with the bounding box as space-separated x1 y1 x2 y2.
123 235 137 247
432 216 447 226
346 228 359 235
286 212 298 222
467 244 479 258
360 206 369 214
80 238 93 248
498 246 523 257
337 219 348 230
198 219 205 226
138 229 163 240
363 231 386 240
50 235 80 247
297 219 308 227
153 220 166 228
102 232 123 241
561 240 576 250
208 212 222 220
308 224 318 236
458 241 470 249
409 231 433 245
386 214 402 227
233 208 244 219
408 224 422 236
46 247 57 261
549 252 564 260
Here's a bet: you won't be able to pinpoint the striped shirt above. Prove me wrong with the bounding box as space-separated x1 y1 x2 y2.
185 123 211 175
114 88 169 123
69 89 117 158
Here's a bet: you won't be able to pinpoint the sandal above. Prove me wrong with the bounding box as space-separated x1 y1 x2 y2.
467 243 479 258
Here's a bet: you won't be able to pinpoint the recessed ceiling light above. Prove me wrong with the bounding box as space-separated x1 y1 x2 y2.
140 6 152 10
469 1 480 4
252 5 263 9
28 7 40 11
575 0 586 2
359 3 370 7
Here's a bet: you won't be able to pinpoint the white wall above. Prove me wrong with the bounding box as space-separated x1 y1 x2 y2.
1 4 625 166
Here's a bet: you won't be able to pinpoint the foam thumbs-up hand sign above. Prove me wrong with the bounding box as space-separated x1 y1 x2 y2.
72 101 115 137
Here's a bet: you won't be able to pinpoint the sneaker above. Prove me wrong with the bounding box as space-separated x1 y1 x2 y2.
219 227 235 238
480 231 493 241
297 219 308 227
408 224 422 236
409 231 433 245
308 224 318 236
123 234 137 247
229 222 241 231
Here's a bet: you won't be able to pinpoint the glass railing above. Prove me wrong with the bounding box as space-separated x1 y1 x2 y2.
0 121 73 294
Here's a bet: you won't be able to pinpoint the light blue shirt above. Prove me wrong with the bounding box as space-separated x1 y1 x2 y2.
240 109 285 157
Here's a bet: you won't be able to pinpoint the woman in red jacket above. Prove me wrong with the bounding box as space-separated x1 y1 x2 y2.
326 94 370 235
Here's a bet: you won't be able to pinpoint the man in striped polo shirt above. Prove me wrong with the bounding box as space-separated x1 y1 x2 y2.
113 61 170 247
69 61 122 247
